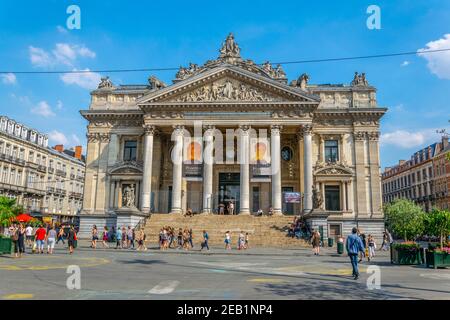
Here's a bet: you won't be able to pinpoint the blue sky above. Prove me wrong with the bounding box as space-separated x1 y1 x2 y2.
0 0 449 169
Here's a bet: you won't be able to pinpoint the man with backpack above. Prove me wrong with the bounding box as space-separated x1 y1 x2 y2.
346 227 365 280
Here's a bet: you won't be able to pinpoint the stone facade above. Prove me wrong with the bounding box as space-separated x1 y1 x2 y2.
79 34 386 240
0 116 85 222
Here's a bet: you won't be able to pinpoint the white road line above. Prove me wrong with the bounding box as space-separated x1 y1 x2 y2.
148 280 180 295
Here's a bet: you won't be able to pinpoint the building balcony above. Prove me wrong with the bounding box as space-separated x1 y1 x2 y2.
54 188 66 196
37 165 47 173
70 173 75 180
25 187 46 196
56 169 67 178
76 175 84 181
27 161 38 170
48 167 55 174
46 186 55 194
69 191 83 199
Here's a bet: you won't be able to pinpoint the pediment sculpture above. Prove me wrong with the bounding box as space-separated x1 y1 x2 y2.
314 161 353 175
351 72 369 86
122 184 136 208
109 161 143 174
97 76 114 89
219 33 241 59
173 79 283 102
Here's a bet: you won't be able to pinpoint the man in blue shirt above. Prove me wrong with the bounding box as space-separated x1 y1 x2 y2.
346 227 365 280
115 227 122 249
201 230 209 251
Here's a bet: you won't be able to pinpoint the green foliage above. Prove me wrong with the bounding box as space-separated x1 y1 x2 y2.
384 199 425 241
0 196 18 228
424 209 450 249
392 243 421 251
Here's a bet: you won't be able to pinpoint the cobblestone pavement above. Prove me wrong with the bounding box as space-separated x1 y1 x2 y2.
1 241 449 300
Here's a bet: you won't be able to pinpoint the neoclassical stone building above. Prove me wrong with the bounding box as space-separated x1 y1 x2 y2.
79 34 386 239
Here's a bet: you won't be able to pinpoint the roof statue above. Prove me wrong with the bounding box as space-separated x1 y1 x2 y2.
351 72 369 86
148 75 167 90
219 32 241 61
97 76 114 89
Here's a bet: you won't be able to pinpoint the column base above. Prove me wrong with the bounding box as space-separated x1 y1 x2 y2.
170 208 183 214
272 210 283 216
239 210 251 215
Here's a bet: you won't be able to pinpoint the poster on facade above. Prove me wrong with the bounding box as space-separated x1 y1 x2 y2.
250 139 272 177
183 141 203 178
284 192 301 203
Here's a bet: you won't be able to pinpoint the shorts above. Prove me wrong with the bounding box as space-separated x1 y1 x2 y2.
47 238 55 249
26 235 33 241
68 240 75 247
92 236 98 241
36 239 45 248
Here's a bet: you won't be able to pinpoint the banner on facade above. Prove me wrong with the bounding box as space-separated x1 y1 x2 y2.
284 192 301 203
183 164 203 178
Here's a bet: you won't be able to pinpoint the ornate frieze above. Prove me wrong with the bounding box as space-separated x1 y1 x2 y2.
271 110 312 119
148 112 184 119
86 133 110 143
353 131 367 141
173 79 283 102
314 162 353 176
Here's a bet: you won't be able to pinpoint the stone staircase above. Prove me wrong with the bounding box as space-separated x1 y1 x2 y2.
143 214 310 248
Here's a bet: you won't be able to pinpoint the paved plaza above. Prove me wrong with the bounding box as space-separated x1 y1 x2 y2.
1 242 449 300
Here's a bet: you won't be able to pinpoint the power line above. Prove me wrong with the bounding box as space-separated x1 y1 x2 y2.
0 48 448 75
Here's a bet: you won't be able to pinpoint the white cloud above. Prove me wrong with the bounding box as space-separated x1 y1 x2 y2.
31 101 56 117
56 100 63 110
48 130 68 145
418 34 450 79
29 46 52 67
380 128 441 149
60 69 101 89
29 43 96 67
71 134 81 145
401 61 410 67
1 73 17 85
56 25 68 34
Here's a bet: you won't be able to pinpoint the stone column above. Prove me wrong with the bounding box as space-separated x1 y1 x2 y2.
239 125 250 215
109 181 115 209
140 125 156 214
368 131 382 217
271 125 283 215
354 131 368 217
171 125 184 214
202 126 215 214
342 182 347 211
303 125 313 212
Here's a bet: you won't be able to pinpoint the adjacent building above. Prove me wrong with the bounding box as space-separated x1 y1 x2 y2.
382 136 450 211
0 116 85 223
79 34 387 240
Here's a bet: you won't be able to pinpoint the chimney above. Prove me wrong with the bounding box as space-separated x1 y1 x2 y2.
74 146 82 160
53 144 64 152
442 136 449 150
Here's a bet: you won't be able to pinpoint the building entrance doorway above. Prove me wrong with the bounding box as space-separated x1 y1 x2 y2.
218 172 240 214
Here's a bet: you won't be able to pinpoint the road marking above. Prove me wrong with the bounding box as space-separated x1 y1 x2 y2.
3 293 34 300
148 280 180 295
0 257 110 271
248 278 287 283
420 273 450 280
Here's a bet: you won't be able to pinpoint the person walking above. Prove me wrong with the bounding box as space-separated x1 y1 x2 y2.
188 229 194 249
238 232 244 250
224 231 231 250
380 232 388 251
46 226 57 254
228 201 234 215
17 224 26 257
358 231 367 263
91 225 99 249
367 234 376 261
346 227 365 280
244 232 250 249
201 230 209 251
56 226 66 245
101 226 109 248
311 229 321 256
121 227 127 249
25 224 33 248
115 227 122 249
67 226 76 255
10 224 19 258
34 225 47 254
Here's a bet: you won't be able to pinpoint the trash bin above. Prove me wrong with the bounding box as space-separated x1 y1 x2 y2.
337 237 344 254
328 237 334 247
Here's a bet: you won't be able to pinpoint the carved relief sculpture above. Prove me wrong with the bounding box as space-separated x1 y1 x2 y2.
122 184 136 208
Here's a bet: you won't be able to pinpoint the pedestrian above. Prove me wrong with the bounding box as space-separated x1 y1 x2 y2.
358 230 366 263
224 231 231 250
34 225 47 254
238 232 244 250
177 228 183 249
188 229 194 248
183 229 190 250
228 201 234 215
25 224 33 247
244 232 249 249
56 225 66 245
9 224 19 258
131 228 136 249
91 225 99 249
346 227 365 280
201 230 209 251
121 227 127 248
367 234 376 261
115 227 122 249
101 226 109 248
67 226 77 255
380 232 388 251
311 229 321 256
46 225 57 254
17 224 26 257
126 226 133 249
219 203 225 215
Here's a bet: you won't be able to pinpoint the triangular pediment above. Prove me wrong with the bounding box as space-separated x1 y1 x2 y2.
109 161 143 175
137 65 320 105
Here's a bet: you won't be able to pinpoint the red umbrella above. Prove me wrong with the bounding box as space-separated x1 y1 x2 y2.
15 213 33 223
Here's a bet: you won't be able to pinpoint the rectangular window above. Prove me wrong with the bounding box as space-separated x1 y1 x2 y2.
123 141 137 161
324 140 339 163
325 185 341 211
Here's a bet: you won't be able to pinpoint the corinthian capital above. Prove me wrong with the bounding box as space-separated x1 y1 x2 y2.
143 124 157 135
270 125 283 135
368 131 380 141
302 124 313 135
172 125 185 136
354 131 367 141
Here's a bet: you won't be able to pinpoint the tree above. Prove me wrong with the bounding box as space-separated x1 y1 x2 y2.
0 196 18 232
384 199 425 241
424 209 450 249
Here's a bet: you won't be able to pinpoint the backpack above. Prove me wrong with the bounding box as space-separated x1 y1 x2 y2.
11 229 19 241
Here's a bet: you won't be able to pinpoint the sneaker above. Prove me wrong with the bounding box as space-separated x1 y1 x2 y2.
354 274 359 280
